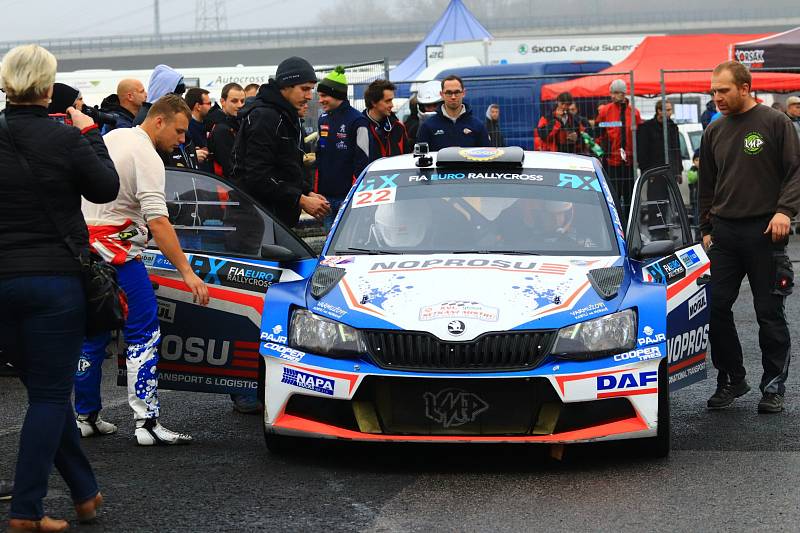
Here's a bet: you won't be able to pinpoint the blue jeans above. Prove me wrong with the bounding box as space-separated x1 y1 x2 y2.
77 259 161 420
0 275 99 520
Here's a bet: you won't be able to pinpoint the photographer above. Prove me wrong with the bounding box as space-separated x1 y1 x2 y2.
0 44 119 531
48 82 118 131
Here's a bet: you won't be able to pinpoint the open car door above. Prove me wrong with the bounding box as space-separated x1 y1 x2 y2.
627 166 710 391
118 168 317 396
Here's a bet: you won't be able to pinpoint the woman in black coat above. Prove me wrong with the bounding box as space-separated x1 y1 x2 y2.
0 44 119 532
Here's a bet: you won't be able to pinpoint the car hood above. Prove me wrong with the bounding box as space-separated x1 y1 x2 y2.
309 254 624 341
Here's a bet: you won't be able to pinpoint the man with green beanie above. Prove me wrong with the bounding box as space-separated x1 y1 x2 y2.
316 66 363 231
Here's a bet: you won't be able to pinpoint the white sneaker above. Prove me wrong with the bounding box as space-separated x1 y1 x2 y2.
135 419 193 446
76 412 118 438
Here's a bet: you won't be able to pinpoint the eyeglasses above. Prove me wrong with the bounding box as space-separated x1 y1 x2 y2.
443 90 463 97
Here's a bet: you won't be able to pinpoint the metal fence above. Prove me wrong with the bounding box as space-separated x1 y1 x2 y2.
297 59 389 252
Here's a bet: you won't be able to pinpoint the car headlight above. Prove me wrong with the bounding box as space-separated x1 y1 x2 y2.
289 309 366 357
551 308 637 360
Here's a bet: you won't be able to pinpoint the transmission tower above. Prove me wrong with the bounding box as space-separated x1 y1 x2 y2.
195 0 228 32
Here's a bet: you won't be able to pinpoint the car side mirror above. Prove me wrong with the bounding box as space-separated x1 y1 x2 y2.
636 240 676 260
261 244 299 262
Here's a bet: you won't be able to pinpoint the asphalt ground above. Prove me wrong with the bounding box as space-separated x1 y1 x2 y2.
3 238 800 532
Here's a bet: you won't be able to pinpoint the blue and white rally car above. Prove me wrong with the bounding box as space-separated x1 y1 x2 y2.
139 146 710 457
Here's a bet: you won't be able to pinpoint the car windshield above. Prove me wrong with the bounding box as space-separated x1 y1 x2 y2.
688 130 702 152
329 168 619 256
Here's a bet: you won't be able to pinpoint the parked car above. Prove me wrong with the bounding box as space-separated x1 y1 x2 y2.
135 146 709 459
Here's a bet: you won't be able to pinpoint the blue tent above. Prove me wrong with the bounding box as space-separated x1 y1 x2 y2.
389 0 492 82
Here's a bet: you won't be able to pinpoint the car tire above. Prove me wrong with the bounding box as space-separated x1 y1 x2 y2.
263 430 295 454
641 358 670 458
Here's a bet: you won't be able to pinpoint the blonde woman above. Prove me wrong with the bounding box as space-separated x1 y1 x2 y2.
0 44 119 532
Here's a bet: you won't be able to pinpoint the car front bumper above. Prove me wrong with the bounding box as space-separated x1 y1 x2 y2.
260 346 662 444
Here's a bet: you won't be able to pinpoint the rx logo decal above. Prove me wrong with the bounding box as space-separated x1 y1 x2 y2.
356 173 398 192
190 256 226 285
558 173 601 191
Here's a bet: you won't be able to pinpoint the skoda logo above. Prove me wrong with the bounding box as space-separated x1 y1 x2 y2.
447 320 466 336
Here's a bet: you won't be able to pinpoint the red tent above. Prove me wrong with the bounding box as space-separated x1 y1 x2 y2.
541 33 800 100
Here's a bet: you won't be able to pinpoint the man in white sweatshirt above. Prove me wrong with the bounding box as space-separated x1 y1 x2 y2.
76 94 209 445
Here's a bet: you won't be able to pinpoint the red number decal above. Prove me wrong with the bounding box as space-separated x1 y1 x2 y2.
354 191 373 206
374 189 391 202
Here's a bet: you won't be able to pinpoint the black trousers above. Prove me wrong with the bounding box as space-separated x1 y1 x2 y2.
709 215 793 394
605 164 634 226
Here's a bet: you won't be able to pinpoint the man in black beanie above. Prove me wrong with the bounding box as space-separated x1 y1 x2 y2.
232 56 330 227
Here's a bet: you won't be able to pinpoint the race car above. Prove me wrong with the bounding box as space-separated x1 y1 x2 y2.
138 146 710 458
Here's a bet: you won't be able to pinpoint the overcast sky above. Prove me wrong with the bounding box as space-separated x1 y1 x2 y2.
2 0 799 42
0 0 311 41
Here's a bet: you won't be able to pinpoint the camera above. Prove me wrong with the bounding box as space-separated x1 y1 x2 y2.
81 105 118 128
48 113 72 125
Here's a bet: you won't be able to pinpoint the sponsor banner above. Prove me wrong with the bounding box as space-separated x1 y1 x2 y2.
311 300 348 319
646 254 686 285
419 301 499 322
555 362 660 401
638 325 666 346
613 346 662 363
281 367 335 395
144 251 283 293
442 35 647 65
142 251 177 271
426 44 444 67
260 324 288 344
262 342 305 363
187 255 282 293
666 287 709 391
687 288 707 321
595 370 658 399
157 299 176 324
156 371 257 395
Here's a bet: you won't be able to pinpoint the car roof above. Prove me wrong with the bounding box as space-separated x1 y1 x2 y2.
365 150 598 173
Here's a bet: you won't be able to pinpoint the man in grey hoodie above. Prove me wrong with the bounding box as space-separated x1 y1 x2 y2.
133 65 185 126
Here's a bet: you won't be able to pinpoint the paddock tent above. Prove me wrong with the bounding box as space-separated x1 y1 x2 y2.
541 33 800 99
389 0 492 82
732 27 800 69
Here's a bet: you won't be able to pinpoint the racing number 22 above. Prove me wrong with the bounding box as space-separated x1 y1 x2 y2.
352 188 397 209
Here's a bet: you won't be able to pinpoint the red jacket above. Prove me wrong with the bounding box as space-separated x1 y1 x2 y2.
595 99 642 166
537 111 587 153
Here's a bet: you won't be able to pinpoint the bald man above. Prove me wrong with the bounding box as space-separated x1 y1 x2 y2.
100 78 147 131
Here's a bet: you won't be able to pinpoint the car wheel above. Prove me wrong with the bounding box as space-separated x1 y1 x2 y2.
641 358 670 458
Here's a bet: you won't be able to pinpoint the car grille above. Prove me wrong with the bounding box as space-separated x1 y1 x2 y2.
363 330 556 372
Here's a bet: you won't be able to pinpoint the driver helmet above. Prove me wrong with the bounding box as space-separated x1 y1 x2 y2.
374 201 430 248
416 80 443 113
522 199 574 234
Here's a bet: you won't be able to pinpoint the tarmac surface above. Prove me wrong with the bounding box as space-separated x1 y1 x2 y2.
3 238 800 532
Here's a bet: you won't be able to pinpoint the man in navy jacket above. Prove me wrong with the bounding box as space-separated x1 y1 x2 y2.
416 75 491 151
316 66 363 230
